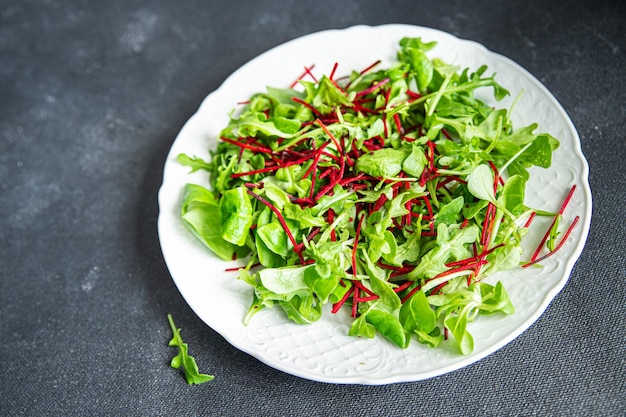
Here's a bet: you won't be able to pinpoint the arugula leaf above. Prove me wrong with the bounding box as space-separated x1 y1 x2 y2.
407 224 478 280
167 314 214 385
177 153 212 173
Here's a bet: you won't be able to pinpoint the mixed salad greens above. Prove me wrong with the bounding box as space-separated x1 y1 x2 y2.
177 37 574 354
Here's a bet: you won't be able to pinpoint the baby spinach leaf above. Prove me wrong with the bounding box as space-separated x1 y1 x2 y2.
444 307 475 355
304 264 340 304
181 184 249 260
258 265 309 297
402 144 428 178
399 289 436 334
355 148 408 178
279 293 322 324
219 187 254 246
467 164 496 203
348 309 377 339
499 174 526 214
366 307 410 349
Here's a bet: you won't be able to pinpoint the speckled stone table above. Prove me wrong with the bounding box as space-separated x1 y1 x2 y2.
1 0 624 415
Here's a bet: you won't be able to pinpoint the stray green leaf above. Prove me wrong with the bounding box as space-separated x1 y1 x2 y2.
167 314 214 385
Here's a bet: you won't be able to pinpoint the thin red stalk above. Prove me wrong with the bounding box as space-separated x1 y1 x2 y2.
292 97 322 116
421 230 438 237
303 65 318 83
220 137 273 154
420 141 437 186
441 128 454 140
294 227 321 252
372 193 388 213
331 284 354 314
446 249 498 267
338 173 367 186
392 280 416 293
351 102 378 115
244 182 264 189
524 211 537 228
352 279 376 297
246 189 304 263
530 185 577 261
327 208 337 242
435 261 488 280
422 196 434 217
352 287 359 317
362 141 382 152
401 284 422 303
429 281 449 296
393 113 404 135
231 151 318 178
290 64 315 88
402 262 485 302
411 212 434 220
315 149 345 200
407 90 422 99
523 215 580 268
355 295 380 303
320 151 342 162
422 196 434 234
488 160 504 190
378 262 414 273
480 203 496 246
316 119 342 152
359 59 381 75
302 141 330 178
329 62 339 80
344 59 381 90
318 167 333 180
224 262 260 272
384 87 392 106
404 200 412 227
352 213 365 279
291 197 315 206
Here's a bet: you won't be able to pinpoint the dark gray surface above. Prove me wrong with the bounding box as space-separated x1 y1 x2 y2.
1 0 624 416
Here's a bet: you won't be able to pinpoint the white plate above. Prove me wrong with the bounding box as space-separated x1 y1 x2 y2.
158 24 592 384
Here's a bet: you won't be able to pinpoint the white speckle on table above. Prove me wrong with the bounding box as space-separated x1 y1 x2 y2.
81 265 100 292
119 10 158 53
584 25 621 55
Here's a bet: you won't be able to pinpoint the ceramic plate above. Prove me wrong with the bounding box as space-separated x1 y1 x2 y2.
157 24 592 384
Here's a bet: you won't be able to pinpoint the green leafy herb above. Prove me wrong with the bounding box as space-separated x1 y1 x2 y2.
167 314 214 385
176 37 573 355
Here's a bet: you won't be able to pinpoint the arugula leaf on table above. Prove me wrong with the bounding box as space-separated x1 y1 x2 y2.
167 314 214 385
